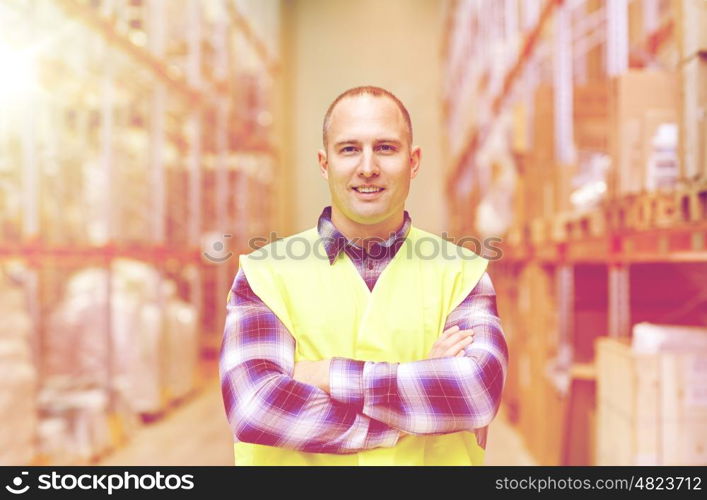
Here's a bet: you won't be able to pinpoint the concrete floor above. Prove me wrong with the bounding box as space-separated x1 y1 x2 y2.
99 382 535 466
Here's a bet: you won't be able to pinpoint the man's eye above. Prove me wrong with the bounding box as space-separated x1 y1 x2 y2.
341 146 358 153
378 144 396 152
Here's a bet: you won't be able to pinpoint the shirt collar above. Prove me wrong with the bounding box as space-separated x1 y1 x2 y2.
316 206 411 265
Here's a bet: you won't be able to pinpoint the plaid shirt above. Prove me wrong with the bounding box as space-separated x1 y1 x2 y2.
220 206 508 455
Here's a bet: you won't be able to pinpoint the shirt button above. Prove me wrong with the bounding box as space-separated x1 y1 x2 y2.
367 261 373 270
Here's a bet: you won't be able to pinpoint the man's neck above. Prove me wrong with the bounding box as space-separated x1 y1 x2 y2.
330 206 405 250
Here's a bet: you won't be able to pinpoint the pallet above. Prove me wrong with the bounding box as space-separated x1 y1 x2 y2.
139 409 167 424
610 191 683 231
631 191 681 230
107 411 129 449
607 194 639 232
677 183 707 223
168 387 199 410
549 213 568 243
565 210 607 240
606 201 623 232
632 194 656 230
652 192 680 228
529 218 550 246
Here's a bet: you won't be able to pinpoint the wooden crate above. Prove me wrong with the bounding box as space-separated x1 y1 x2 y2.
596 338 707 465
596 338 660 465
660 353 707 465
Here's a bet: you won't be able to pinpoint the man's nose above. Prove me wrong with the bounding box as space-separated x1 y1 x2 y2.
358 150 379 177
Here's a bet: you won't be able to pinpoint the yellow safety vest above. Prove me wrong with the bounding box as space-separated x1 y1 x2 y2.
234 225 489 465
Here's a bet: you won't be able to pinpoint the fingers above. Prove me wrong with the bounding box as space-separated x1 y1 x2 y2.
441 325 460 337
438 329 475 351
427 327 476 359
442 335 474 358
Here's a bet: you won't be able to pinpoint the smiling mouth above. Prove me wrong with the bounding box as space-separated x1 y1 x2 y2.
353 186 385 194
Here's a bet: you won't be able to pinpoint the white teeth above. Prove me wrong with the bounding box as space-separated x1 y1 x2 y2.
356 187 382 193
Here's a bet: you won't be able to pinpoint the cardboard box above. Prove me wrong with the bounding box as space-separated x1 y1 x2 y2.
596 335 707 465
525 86 577 217
627 0 680 69
515 264 565 465
511 102 528 154
680 54 707 182
676 0 707 59
608 71 679 197
531 85 555 164
584 0 605 81
574 82 609 152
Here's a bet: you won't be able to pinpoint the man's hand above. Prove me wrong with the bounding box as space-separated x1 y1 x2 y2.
427 325 475 359
293 359 332 393
292 326 473 392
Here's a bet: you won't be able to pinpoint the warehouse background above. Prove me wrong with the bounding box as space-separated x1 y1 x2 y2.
0 0 705 466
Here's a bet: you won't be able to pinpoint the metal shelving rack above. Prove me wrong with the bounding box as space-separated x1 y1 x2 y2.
0 0 282 465
442 0 706 465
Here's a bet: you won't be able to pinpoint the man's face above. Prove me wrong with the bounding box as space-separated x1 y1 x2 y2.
318 94 420 229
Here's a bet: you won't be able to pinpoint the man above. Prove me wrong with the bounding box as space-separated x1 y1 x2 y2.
219 86 508 465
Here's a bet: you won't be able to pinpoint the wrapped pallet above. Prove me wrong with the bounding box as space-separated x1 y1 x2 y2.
37 385 112 465
0 270 37 465
126 302 165 415
45 259 166 418
596 323 707 465
164 280 199 402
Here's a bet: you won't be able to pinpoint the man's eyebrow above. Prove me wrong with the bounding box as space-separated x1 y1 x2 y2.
333 140 360 148
333 138 403 148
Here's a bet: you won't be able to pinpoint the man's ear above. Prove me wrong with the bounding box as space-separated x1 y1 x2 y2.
409 145 421 180
318 149 329 180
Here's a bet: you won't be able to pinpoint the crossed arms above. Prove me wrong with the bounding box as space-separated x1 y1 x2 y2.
219 269 508 454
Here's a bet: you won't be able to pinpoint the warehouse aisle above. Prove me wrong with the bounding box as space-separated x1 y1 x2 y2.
98 383 534 466
485 409 537 466
98 381 234 466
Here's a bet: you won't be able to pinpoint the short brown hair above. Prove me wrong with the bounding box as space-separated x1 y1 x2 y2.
322 86 413 149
